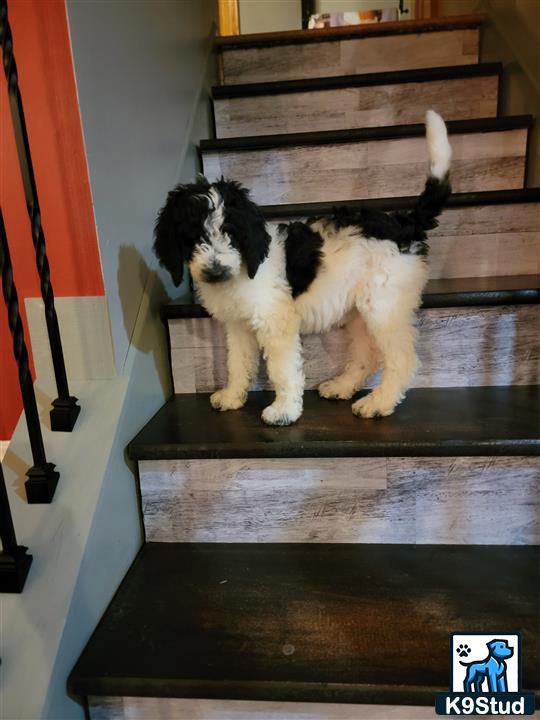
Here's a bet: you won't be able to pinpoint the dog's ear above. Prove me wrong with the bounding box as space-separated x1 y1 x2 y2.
154 189 186 286
154 180 210 286
215 179 270 279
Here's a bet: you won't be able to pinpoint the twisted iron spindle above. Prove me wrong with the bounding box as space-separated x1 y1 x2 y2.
0 460 32 591
0 0 80 431
0 208 59 503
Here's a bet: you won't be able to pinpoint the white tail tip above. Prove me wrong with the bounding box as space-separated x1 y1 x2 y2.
425 110 452 181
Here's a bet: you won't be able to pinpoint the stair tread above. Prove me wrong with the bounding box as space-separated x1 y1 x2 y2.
162 276 540 321
200 115 532 153
215 14 486 50
261 187 540 218
128 386 540 461
212 62 502 99
69 542 540 704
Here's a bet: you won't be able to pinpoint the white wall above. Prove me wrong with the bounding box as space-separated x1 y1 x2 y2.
239 0 301 33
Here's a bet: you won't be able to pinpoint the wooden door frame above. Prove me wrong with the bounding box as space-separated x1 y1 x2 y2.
218 0 240 36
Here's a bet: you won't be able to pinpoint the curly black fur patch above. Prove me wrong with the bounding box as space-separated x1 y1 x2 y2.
213 179 270 279
281 221 324 298
320 173 452 258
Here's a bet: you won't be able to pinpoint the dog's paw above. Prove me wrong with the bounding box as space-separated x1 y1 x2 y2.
261 402 302 426
318 378 355 400
351 392 396 419
210 388 247 412
457 644 471 658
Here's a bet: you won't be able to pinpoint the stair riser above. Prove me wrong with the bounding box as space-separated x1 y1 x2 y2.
168 305 539 394
220 29 479 84
202 129 527 205
88 697 448 719
139 456 540 544
267 202 540 279
215 75 498 138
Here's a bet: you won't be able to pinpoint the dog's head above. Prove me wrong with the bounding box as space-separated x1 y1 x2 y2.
488 640 514 660
154 177 270 287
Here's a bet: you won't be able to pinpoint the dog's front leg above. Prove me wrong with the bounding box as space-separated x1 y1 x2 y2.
210 322 259 411
257 318 304 426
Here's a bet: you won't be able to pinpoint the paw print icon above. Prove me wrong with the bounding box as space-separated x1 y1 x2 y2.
456 643 471 658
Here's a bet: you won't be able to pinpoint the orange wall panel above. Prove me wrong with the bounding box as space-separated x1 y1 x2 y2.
0 0 104 439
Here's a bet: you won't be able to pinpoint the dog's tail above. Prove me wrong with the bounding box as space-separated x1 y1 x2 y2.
387 110 452 257
413 110 452 232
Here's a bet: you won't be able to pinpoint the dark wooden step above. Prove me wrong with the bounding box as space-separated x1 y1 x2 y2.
213 63 502 99
127 387 540 461
69 542 539 705
215 14 485 49
261 187 540 219
162 276 540 322
201 115 532 153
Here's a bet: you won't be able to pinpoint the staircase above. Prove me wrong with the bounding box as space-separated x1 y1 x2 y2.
69 15 540 720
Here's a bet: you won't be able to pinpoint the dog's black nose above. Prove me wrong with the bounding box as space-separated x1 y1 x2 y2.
202 262 231 283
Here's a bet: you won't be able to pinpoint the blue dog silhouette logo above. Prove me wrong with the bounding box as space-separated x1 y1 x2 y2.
436 632 536 715
458 638 514 692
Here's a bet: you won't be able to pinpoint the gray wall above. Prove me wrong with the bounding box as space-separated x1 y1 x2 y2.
28 2 217 717
441 0 540 185
67 0 216 371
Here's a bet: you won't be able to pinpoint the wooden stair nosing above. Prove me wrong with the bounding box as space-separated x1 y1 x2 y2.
126 387 540 461
161 276 540 322
68 542 540 706
200 115 533 154
212 62 503 99
215 14 486 50
261 188 540 219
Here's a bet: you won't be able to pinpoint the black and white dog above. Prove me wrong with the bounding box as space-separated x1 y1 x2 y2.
155 111 452 426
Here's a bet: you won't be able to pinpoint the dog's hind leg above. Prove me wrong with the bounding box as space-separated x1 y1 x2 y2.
210 321 259 411
319 313 380 400
352 305 419 419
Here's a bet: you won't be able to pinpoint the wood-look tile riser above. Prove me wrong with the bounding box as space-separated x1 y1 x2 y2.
168 305 540 394
202 129 527 205
221 29 479 84
139 456 540 544
214 76 498 138
89 696 451 719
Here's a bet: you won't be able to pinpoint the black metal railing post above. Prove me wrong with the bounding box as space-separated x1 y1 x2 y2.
0 460 32 592
0 208 59 503
0 0 80 432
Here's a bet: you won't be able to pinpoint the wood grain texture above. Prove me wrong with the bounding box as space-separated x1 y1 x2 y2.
168 305 540 394
221 29 479 83
89 696 444 719
202 129 527 205
72 543 539 705
139 456 540 545
214 76 498 138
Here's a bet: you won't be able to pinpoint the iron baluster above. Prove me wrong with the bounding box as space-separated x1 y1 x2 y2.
0 208 59 503
0 0 80 431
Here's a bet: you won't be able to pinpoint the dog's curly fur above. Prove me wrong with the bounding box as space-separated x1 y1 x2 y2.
154 111 452 426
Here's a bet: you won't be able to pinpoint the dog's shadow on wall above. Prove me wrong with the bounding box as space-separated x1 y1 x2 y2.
116 245 177 398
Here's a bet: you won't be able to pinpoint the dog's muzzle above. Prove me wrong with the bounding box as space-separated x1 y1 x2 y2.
202 261 232 283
